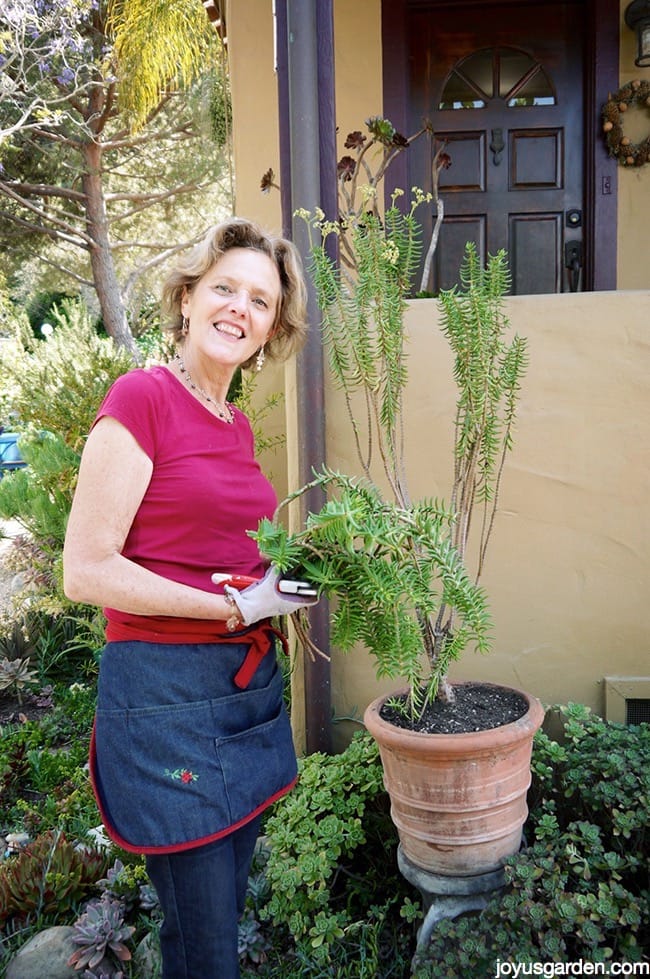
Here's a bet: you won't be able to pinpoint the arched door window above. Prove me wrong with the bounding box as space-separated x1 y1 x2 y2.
439 46 556 110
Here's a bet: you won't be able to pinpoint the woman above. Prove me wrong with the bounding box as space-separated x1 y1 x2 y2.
63 218 318 978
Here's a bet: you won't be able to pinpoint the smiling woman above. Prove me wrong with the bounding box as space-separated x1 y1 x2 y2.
161 218 308 368
62 218 315 979
175 247 281 399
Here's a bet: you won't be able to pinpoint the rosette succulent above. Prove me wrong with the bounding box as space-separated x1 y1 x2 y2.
68 893 134 972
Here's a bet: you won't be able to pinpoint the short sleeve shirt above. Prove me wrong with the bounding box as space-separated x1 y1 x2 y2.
94 366 277 641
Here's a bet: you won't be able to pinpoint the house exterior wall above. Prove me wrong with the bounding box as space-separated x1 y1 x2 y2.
224 0 650 749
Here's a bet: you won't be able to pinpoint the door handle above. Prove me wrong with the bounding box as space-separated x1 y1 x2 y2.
564 240 582 293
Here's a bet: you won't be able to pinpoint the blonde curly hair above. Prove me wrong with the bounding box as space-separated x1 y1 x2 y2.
161 218 308 369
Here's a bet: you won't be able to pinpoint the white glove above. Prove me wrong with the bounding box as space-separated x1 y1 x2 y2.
215 566 319 626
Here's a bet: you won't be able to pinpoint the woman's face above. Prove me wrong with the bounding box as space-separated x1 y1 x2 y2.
181 247 281 370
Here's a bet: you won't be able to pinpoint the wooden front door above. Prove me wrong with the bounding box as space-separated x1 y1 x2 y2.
404 1 585 295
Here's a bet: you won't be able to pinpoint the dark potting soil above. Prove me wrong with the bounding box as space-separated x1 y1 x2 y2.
380 682 528 735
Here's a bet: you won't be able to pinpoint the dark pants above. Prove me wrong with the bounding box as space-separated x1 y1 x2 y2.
145 815 261 979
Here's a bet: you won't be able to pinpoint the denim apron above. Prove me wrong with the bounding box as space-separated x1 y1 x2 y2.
89 624 297 854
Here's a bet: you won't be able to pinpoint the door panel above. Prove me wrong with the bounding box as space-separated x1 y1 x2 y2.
441 133 485 191
511 130 562 189
510 213 562 294
436 216 487 279
406 2 584 295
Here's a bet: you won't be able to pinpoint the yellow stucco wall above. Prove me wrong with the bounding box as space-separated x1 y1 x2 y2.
225 0 383 226
224 0 650 749
225 0 280 229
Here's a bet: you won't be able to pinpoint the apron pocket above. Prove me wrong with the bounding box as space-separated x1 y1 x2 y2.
215 702 297 827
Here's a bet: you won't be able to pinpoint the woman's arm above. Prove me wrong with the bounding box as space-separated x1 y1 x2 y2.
63 416 235 621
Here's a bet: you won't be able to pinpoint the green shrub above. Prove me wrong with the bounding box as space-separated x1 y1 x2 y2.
0 606 100 691
0 298 133 643
0 681 99 839
257 731 415 975
0 270 31 342
11 768 102 844
0 298 136 666
530 702 649 854
0 297 133 453
26 739 89 794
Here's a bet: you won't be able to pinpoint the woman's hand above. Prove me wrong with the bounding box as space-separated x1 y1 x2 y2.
216 566 319 626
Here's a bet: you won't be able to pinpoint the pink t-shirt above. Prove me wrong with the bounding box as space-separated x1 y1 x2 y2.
94 366 277 642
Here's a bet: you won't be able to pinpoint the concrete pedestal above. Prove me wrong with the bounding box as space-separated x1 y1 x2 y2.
397 846 507 950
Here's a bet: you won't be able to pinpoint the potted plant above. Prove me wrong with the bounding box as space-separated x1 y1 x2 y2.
255 139 544 878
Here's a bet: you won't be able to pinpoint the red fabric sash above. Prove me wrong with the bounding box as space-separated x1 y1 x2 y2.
105 618 288 690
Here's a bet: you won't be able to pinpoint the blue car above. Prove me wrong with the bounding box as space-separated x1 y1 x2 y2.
0 431 26 477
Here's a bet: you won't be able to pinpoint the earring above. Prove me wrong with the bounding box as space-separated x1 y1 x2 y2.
256 345 265 372
181 316 189 336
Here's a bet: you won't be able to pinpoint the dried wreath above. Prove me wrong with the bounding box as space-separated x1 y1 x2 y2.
602 79 650 167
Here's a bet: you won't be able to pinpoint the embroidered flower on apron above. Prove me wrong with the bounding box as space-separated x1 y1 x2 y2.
165 768 199 784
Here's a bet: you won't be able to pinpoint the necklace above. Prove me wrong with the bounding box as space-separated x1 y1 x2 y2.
173 354 234 424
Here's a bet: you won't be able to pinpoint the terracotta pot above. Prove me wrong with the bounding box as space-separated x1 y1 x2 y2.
363 681 545 877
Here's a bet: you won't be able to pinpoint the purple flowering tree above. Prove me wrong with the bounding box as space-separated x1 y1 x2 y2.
0 0 91 142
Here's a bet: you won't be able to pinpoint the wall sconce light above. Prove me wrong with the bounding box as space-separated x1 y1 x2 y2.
625 0 650 68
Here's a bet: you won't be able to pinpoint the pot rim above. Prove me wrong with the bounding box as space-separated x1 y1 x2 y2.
363 680 545 751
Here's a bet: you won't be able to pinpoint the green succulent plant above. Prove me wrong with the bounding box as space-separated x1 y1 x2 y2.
0 655 39 704
68 893 135 972
0 830 110 928
255 471 489 701
97 857 158 913
238 908 270 965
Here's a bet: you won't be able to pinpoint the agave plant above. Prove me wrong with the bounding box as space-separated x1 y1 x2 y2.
0 655 39 704
68 893 135 972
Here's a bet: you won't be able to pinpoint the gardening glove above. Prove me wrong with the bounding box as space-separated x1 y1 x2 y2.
216 565 319 626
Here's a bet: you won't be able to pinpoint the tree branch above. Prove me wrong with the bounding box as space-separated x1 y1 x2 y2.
30 126 85 151
0 207 89 249
38 253 94 289
0 180 87 203
121 233 209 303
0 183 93 245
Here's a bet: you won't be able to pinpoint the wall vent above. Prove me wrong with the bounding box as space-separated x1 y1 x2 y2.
604 677 650 725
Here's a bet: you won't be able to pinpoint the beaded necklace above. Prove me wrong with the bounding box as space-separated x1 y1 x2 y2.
174 354 234 424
